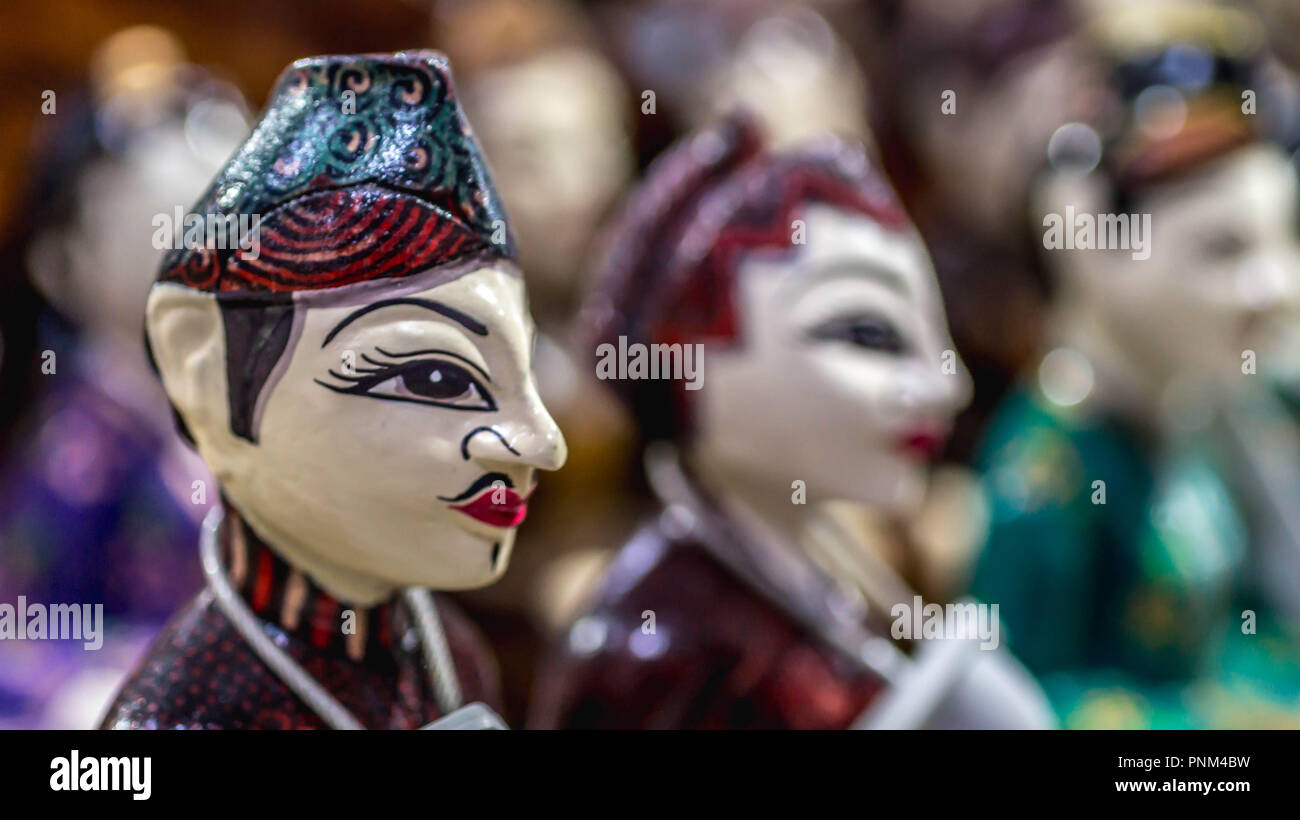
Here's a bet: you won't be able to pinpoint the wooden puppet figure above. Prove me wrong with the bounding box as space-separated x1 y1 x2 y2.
101 51 566 729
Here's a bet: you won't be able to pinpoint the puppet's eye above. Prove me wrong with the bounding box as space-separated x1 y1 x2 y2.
808 313 907 355
315 349 496 411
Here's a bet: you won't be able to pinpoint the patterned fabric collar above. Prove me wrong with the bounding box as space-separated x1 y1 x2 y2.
217 501 401 663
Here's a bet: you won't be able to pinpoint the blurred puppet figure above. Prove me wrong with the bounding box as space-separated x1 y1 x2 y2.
0 27 249 728
530 113 1054 729
969 0 1300 728
598 0 985 602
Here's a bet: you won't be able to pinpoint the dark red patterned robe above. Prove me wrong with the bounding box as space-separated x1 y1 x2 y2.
100 509 501 729
528 522 886 729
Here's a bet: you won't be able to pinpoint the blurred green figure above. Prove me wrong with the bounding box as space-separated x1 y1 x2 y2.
971 2 1300 729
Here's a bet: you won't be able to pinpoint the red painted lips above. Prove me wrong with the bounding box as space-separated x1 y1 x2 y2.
897 427 948 461
450 486 530 528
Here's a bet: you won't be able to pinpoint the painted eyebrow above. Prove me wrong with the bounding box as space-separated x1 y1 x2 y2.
321 298 488 347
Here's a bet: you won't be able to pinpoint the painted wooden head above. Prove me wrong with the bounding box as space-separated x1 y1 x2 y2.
145 52 566 604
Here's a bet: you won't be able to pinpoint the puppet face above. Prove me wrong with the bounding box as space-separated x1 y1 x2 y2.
148 264 567 600
694 204 971 515
1052 144 1300 387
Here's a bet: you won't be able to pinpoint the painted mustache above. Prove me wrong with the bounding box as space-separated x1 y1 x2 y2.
438 472 531 528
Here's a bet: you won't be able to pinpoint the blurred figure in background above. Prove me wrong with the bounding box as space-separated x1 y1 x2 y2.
0 26 249 728
596 0 985 607
531 113 1052 729
970 0 1300 728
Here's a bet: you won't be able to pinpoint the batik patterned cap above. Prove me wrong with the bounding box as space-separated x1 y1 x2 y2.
158 50 514 293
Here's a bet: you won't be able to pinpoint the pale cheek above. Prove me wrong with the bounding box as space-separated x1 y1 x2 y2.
805 352 908 436
258 384 408 504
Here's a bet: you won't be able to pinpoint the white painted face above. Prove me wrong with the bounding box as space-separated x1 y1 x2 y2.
1047 144 1300 385
146 265 567 603
693 204 972 515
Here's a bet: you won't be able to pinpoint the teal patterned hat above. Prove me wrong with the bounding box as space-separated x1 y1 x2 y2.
159 50 514 293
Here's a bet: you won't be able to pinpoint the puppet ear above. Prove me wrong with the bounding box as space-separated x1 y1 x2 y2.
145 282 230 444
